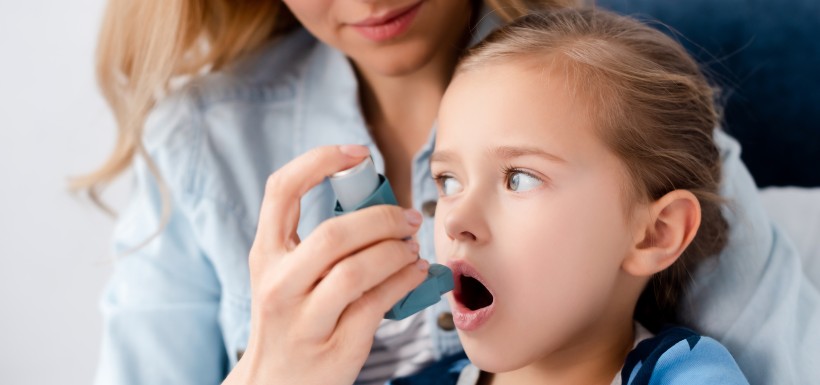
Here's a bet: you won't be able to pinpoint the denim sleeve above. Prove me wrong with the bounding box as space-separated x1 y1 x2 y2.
93 94 228 385
681 129 820 384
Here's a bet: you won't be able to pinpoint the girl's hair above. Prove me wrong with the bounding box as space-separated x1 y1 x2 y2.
458 8 728 331
74 0 579 212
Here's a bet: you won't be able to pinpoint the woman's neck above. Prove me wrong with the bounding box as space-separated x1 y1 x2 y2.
355 49 457 144
487 313 636 385
352 42 461 207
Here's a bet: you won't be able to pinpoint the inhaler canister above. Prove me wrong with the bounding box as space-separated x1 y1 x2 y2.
329 157 390 212
329 157 454 320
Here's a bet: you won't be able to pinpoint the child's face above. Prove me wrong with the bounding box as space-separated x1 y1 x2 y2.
433 62 642 373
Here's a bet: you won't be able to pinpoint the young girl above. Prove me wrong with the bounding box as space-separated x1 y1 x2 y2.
392 8 747 384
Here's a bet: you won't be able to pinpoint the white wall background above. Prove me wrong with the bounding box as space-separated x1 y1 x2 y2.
0 1 128 384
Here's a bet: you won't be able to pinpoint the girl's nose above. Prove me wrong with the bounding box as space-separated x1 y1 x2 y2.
443 192 490 244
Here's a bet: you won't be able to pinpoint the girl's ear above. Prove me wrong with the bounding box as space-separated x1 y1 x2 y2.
622 190 701 277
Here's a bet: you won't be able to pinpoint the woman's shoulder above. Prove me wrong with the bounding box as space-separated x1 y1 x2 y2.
143 28 323 160
139 29 327 214
171 27 319 110
621 326 749 385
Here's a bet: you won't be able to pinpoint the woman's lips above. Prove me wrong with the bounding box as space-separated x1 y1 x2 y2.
448 259 496 332
350 1 423 42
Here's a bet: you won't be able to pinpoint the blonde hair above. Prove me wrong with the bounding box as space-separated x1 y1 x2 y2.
72 0 296 214
458 8 728 331
74 0 579 212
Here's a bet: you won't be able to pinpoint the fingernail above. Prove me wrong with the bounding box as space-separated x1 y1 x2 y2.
416 258 429 271
339 144 369 157
404 209 422 226
406 240 420 254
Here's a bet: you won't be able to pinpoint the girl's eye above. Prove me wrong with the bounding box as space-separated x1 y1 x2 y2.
507 170 542 192
437 175 463 196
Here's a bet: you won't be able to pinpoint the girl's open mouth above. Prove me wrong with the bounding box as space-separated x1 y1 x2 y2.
448 260 496 331
457 274 494 310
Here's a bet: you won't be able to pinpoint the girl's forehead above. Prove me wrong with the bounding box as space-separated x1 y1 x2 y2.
441 63 596 137
448 60 599 111
436 63 622 171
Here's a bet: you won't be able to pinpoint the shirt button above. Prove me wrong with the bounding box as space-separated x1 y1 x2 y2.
421 200 437 217
236 349 245 361
437 312 455 331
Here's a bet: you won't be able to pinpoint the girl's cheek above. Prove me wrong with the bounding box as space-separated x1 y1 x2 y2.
433 212 448 263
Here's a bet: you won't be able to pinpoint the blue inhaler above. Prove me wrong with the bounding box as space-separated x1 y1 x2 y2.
329 157 454 320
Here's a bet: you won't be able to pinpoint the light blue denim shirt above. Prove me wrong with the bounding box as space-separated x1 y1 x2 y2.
93 11 819 385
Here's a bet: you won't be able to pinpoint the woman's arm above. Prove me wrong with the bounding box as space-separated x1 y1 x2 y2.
94 117 228 384
681 129 820 384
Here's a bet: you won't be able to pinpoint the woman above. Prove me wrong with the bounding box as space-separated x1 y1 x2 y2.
79 0 811 384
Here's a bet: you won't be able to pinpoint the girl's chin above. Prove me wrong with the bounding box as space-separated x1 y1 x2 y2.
460 342 528 374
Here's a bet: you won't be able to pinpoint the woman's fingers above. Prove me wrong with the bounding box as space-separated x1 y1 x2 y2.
282 205 422 294
335 259 430 343
301 238 420 332
237 145 435 385
254 145 370 253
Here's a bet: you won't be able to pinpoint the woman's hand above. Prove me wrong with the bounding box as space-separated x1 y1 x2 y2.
223 145 429 385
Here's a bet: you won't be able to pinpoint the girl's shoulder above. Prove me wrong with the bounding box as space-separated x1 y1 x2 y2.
621 326 749 385
387 351 470 385
388 327 749 385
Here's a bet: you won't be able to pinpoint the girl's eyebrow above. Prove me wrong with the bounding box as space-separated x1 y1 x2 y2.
430 150 457 164
491 145 567 164
431 146 567 164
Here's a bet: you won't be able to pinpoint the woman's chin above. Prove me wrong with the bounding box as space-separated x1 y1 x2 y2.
349 41 438 77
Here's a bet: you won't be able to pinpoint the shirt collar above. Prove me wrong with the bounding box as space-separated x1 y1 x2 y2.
469 3 504 47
